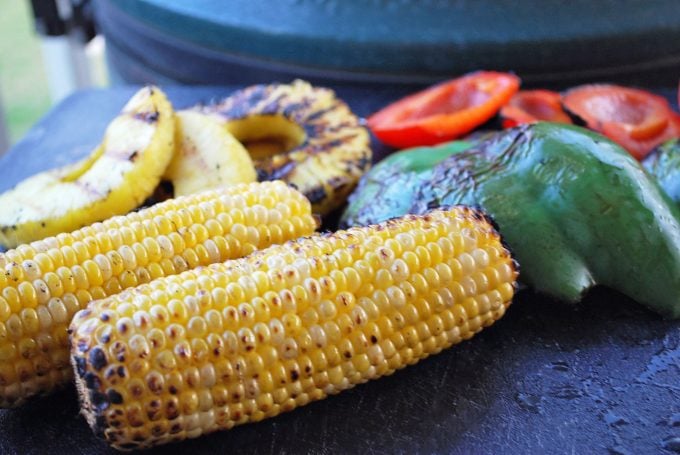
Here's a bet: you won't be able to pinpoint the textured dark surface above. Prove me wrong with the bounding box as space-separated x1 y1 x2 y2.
0 86 678 454
95 0 680 87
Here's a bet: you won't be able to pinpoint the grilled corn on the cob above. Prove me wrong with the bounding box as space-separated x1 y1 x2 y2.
71 207 518 450
0 181 316 407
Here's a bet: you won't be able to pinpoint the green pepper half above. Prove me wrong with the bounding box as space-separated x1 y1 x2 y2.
340 141 472 228
642 138 680 205
344 122 680 318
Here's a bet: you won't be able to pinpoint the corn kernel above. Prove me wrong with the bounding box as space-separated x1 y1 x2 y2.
17 282 38 309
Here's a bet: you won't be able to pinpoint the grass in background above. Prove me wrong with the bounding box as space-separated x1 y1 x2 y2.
0 0 51 144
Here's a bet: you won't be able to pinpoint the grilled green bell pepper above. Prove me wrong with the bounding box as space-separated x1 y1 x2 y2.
344 122 680 318
340 141 472 228
643 138 680 205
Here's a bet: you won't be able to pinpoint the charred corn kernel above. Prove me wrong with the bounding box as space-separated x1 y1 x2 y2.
70 207 518 450
0 181 315 407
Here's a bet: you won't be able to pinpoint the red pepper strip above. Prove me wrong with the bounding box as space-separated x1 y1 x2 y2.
368 71 520 148
562 84 680 160
500 90 572 128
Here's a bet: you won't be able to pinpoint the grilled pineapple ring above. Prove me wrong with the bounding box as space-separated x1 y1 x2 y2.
164 110 257 197
200 80 372 215
0 87 175 247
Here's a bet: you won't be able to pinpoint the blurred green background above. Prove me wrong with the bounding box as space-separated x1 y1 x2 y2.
0 0 51 144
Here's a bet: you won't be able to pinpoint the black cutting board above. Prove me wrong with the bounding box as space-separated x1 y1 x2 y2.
0 86 678 454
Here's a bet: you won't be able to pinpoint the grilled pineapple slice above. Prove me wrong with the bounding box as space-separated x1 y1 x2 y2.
163 110 256 197
0 87 175 248
200 80 372 215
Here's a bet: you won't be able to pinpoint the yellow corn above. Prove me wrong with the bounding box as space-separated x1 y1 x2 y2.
70 207 518 450
0 181 316 407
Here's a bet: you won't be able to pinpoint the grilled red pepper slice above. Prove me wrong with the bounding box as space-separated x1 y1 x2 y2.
500 89 572 128
368 71 520 148
562 84 680 160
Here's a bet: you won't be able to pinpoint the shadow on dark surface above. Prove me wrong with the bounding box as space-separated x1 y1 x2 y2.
1 288 676 454
0 385 112 454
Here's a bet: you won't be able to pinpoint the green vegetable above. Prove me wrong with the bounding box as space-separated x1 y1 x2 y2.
345 122 680 318
340 141 472 228
642 138 680 204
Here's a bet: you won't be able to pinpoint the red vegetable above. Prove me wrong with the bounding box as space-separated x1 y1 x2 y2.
500 90 572 128
368 71 520 148
562 84 680 160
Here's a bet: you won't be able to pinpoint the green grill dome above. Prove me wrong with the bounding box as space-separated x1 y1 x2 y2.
96 0 680 86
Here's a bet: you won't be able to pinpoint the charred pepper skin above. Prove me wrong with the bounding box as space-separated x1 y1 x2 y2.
424 123 680 318
346 123 680 318
642 139 680 205
340 141 472 229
